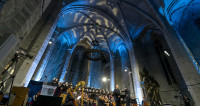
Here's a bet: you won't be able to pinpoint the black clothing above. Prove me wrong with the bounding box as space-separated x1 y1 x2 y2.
98 98 106 106
184 97 190 106
124 89 130 106
113 89 120 97
124 89 130 98
53 86 61 96
61 86 68 93
51 80 58 86
61 83 66 87
131 98 137 104
113 89 120 106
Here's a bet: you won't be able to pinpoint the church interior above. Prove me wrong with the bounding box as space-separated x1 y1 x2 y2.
0 0 200 106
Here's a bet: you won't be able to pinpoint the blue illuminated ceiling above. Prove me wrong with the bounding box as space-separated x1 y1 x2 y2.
55 1 129 53
163 0 200 26
162 0 200 69
54 0 166 53
54 0 200 53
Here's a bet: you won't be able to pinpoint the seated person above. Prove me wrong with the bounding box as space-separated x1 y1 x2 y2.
53 82 62 96
63 91 75 106
98 95 106 106
51 78 58 86
32 91 41 106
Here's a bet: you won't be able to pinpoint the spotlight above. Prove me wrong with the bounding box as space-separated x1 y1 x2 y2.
124 67 128 72
125 69 128 72
164 50 170 56
102 77 107 82
48 38 55 45
48 41 53 44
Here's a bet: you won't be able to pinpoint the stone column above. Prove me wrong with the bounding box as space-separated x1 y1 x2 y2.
31 37 57 81
128 71 134 97
128 47 143 102
110 55 115 91
162 26 200 105
84 59 91 86
13 4 60 87
144 1 200 104
59 50 72 82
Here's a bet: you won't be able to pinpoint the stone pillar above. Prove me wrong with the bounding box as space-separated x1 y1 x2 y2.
59 50 72 82
128 46 143 102
144 1 200 104
88 60 92 87
31 37 57 81
84 59 91 86
110 55 115 91
128 71 134 97
13 4 60 87
162 26 200 105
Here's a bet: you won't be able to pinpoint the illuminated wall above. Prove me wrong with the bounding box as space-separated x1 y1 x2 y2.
163 0 200 73
114 44 131 90
33 35 69 82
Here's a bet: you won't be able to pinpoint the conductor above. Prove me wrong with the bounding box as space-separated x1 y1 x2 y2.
124 87 130 106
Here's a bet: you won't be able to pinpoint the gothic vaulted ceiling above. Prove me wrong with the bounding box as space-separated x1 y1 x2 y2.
55 0 162 54
54 0 199 54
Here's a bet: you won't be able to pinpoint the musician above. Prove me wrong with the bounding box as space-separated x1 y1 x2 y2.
65 82 68 86
32 91 41 106
83 93 89 105
131 97 137 105
110 96 115 106
183 95 190 106
113 84 120 106
61 82 69 93
69 83 73 89
64 90 74 106
51 78 58 86
53 82 62 96
124 87 130 106
61 82 66 87
98 95 106 106
142 97 148 106
33 91 40 102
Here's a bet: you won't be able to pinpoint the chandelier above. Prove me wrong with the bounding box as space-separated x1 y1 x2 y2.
85 49 104 61
85 39 104 61
85 25 105 61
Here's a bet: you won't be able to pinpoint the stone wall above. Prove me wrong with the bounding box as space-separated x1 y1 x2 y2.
0 0 52 72
134 32 185 105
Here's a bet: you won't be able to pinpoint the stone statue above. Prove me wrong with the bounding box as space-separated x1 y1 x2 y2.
140 68 162 105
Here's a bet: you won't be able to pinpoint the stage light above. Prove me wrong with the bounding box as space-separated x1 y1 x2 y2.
102 77 107 82
49 41 53 44
125 69 128 72
164 50 170 56
124 67 128 72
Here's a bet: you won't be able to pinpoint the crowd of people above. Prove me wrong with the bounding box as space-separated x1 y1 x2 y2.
33 78 191 106
32 78 191 106
33 78 139 106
